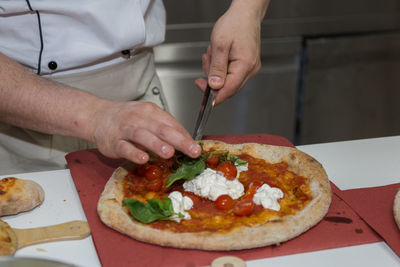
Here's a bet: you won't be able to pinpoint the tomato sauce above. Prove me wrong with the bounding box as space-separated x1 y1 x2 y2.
122 153 312 233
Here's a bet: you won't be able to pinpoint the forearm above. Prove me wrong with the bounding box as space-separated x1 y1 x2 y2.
0 52 107 143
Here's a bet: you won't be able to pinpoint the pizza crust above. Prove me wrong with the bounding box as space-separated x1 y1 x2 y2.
0 177 45 216
394 189 400 230
98 140 332 250
0 219 17 256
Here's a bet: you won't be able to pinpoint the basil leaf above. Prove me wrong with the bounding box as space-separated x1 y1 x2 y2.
234 158 248 166
227 153 248 166
147 197 174 217
122 197 175 224
206 150 228 159
166 159 205 188
227 154 238 162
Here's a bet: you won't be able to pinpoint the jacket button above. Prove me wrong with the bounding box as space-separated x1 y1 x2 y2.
48 61 58 70
121 50 130 56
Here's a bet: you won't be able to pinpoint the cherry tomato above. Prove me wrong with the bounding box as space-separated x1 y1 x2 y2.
215 194 235 210
127 175 146 193
146 178 163 192
155 158 172 171
243 181 263 199
145 165 163 180
233 199 254 216
206 154 220 168
135 164 148 177
217 161 237 180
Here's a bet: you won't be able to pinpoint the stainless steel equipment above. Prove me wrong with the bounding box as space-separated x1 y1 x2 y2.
155 0 400 145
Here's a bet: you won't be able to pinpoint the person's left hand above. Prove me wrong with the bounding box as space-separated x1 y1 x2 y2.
195 3 263 105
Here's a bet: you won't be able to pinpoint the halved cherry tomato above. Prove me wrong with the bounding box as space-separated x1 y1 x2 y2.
146 178 163 192
217 161 237 180
233 199 254 216
127 175 146 193
215 194 235 210
243 181 263 199
145 165 163 180
206 154 220 168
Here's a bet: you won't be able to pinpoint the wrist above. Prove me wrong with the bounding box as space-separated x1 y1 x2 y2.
78 97 114 145
230 0 270 23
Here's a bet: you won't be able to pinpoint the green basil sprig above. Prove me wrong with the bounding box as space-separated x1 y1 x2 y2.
165 148 248 188
122 197 182 224
228 154 248 166
165 159 205 188
208 150 248 166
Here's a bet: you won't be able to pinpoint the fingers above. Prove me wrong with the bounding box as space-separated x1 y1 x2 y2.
195 5 263 105
202 49 211 76
213 59 253 105
195 48 212 92
208 40 229 90
127 128 175 159
125 106 201 161
199 32 261 105
92 101 202 165
116 140 149 164
194 78 207 92
124 124 201 161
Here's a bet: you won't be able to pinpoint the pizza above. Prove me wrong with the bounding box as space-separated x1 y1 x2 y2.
0 177 44 216
394 189 400 230
0 219 17 256
98 140 332 250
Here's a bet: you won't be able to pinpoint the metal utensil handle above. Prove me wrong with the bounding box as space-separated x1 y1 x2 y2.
192 85 216 140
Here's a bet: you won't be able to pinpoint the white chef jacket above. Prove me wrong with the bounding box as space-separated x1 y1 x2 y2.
0 0 166 75
0 0 168 175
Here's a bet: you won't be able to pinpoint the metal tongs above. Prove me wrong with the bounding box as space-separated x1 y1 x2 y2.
192 84 217 140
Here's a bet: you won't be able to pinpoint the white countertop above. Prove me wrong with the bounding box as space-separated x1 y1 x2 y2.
1 169 100 267
2 136 400 267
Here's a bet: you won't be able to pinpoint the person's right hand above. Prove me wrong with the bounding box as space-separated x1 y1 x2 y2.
87 100 202 164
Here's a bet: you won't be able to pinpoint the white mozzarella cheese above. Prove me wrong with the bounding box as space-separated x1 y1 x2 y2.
168 191 193 222
183 168 244 201
235 162 248 178
252 184 284 211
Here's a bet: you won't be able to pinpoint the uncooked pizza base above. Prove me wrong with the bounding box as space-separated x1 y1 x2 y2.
98 141 332 250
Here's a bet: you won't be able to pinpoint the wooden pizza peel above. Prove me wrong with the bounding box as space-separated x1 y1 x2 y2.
211 256 246 267
0 219 90 256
